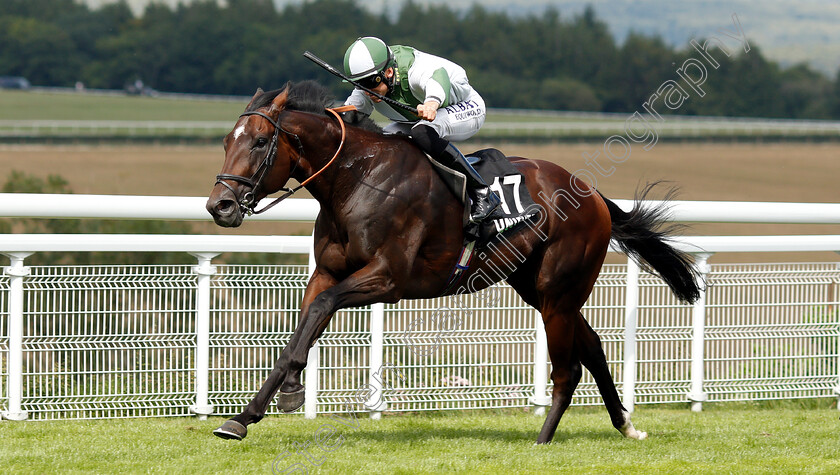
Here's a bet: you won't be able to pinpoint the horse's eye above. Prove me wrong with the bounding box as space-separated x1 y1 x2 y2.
255 138 268 148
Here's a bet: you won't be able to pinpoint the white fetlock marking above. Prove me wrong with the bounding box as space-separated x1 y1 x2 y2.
620 412 648 440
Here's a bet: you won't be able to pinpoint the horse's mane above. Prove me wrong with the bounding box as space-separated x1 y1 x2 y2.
247 80 382 133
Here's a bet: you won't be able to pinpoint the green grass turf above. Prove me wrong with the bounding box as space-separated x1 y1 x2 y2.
1 403 838 474
0 90 247 122
0 89 590 123
2 89 836 141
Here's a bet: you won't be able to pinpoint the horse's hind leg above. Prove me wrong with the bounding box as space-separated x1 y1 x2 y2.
575 312 647 440
536 304 583 444
506 269 587 443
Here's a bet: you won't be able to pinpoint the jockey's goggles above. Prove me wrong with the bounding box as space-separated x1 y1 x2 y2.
357 72 386 90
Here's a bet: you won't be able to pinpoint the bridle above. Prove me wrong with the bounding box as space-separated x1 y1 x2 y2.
215 107 347 215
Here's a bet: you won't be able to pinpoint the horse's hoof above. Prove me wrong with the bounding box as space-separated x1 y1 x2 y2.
619 421 648 440
276 387 306 413
213 420 247 440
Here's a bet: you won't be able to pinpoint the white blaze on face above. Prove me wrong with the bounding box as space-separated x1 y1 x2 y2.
233 125 246 141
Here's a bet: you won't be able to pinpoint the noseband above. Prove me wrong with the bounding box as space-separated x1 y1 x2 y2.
215 107 346 215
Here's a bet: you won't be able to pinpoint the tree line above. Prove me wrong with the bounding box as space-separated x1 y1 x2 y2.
1 0 839 119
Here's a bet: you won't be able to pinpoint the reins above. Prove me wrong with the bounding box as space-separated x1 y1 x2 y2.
215 106 348 215
296 107 348 189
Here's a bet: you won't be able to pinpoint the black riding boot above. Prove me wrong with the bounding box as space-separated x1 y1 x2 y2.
438 143 502 223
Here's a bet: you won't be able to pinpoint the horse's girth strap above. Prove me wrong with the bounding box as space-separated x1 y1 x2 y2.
441 240 476 295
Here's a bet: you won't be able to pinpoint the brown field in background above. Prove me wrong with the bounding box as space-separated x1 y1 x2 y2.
1 142 838 262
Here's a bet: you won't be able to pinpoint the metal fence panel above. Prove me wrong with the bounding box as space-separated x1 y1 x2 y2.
379 290 535 413
634 275 694 405
704 263 840 402
1 261 839 420
20 265 196 420
208 265 307 416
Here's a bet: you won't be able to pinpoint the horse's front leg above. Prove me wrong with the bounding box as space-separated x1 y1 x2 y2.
275 260 400 407
213 269 337 440
214 262 397 440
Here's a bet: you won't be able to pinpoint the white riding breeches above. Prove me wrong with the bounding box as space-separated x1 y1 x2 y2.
383 90 486 142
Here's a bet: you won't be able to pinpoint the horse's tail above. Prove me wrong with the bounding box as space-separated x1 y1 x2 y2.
599 183 701 304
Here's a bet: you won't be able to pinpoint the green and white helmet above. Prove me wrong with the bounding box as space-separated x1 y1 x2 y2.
343 37 393 81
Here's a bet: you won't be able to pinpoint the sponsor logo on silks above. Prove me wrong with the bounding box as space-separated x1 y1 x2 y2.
443 100 480 114
454 108 483 121
444 100 482 121
493 211 537 233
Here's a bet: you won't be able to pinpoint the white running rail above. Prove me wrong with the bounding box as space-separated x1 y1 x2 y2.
2 194 840 223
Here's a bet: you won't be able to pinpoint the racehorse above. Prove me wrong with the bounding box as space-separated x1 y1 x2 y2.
206 80 700 444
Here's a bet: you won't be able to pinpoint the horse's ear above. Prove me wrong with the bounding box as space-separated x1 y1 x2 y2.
245 88 264 110
270 86 290 112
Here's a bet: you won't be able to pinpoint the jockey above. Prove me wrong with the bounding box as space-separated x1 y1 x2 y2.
342 36 501 224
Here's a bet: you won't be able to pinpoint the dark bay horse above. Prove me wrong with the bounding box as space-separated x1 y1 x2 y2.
206 81 700 444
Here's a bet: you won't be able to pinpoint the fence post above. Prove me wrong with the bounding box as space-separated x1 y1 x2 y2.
623 258 640 412
834 256 840 411
688 252 713 412
189 252 218 420
2 252 33 421
368 303 386 419
304 239 319 419
530 309 551 416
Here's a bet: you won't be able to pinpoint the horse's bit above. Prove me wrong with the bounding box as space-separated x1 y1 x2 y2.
214 107 346 215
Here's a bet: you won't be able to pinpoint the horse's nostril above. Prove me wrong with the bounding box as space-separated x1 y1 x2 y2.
216 200 235 214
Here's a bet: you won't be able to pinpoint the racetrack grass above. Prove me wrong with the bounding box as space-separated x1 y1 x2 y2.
0 90 246 122
0 89 587 124
0 89 601 141
1 402 838 474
